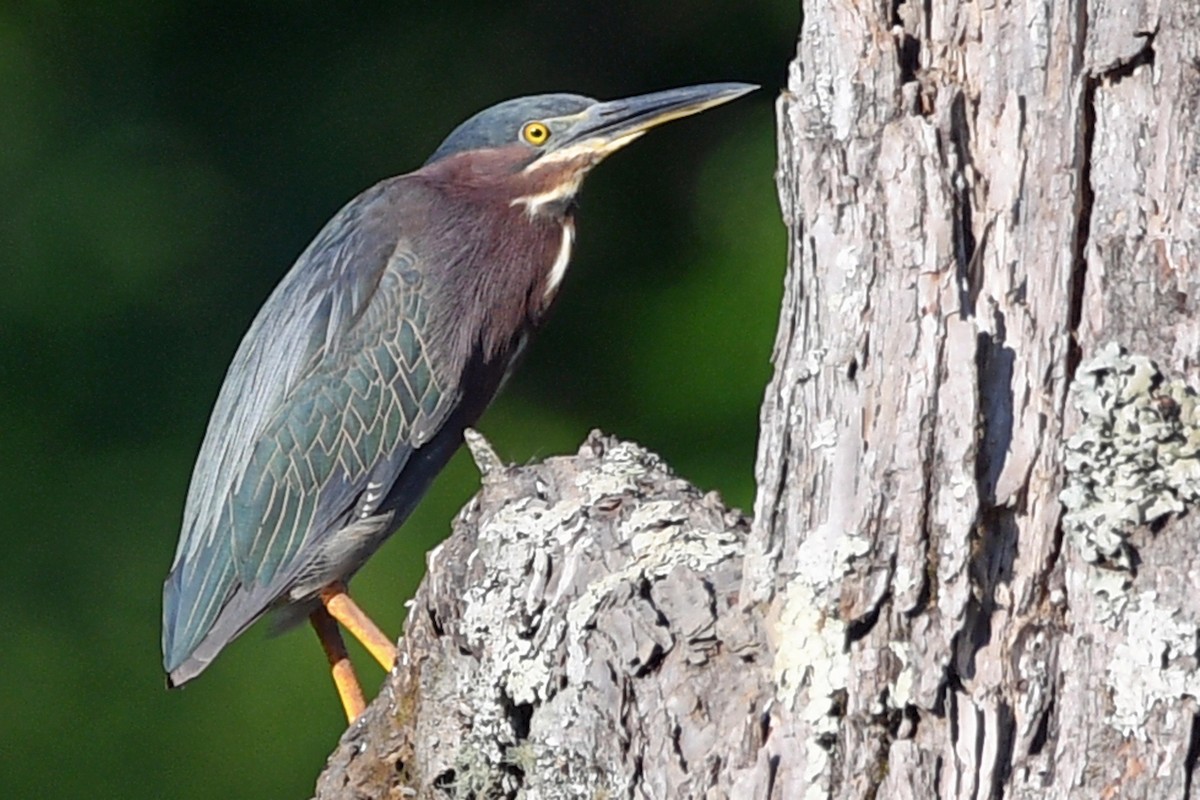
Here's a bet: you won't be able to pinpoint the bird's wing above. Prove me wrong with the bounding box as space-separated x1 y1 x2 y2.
228 239 450 588
163 178 462 673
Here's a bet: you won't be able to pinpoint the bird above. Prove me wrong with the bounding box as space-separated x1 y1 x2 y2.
162 82 756 721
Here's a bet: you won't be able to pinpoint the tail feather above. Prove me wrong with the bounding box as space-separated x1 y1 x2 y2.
162 549 278 686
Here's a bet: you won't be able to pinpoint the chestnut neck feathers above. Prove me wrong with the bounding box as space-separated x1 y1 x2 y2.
410 146 580 372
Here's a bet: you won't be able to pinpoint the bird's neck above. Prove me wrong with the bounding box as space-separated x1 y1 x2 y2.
421 200 571 367
473 202 574 347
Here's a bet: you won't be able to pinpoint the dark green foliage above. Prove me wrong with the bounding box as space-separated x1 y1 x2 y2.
0 2 791 797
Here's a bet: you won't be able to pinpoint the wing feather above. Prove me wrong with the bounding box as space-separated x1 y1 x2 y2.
162 177 462 676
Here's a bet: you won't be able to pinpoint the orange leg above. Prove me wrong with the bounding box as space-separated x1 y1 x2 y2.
320 581 398 672
309 606 366 723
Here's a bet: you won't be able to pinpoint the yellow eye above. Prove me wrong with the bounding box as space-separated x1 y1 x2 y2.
522 121 551 146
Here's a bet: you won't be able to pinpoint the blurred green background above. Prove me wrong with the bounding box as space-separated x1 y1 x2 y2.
0 3 791 797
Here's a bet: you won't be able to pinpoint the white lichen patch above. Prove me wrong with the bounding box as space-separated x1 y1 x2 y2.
429 432 749 799
565 516 739 639
1090 568 1133 625
771 510 870 799
888 640 916 709
774 582 849 730
571 438 664 498
795 346 828 382
1106 590 1200 737
774 579 848 800
1061 342 1200 570
457 497 573 710
446 744 512 799
837 531 871 564
810 418 840 450
773 513 864 709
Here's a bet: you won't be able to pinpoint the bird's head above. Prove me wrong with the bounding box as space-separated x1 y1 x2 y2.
421 83 756 216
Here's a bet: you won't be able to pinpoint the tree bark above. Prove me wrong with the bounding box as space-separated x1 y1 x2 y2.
316 1 1200 797
747 0 1200 797
314 431 769 799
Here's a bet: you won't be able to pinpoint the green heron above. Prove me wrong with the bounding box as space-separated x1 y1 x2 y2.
162 82 756 721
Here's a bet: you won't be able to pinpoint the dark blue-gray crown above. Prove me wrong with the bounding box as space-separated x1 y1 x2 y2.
425 93 595 164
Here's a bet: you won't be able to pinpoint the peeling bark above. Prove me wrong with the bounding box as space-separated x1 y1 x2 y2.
746 1 1200 798
315 1 1200 797
314 432 768 799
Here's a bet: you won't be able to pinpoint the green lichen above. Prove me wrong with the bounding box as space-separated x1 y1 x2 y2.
446 744 508 799
1061 343 1200 570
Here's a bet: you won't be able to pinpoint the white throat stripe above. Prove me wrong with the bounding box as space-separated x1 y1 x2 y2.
545 222 575 299
511 174 582 216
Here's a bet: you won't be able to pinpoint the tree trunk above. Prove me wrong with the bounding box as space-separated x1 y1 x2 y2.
315 1 1200 797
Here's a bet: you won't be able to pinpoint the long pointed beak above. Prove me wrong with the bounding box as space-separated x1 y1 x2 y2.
552 82 758 157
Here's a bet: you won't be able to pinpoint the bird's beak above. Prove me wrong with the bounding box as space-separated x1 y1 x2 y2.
549 82 758 161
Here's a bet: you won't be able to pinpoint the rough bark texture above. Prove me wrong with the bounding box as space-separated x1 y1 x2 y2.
744 0 1200 798
314 431 768 799
315 1 1200 797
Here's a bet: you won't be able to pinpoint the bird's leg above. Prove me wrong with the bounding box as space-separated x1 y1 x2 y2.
319 582 398 672
309 606 366 722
